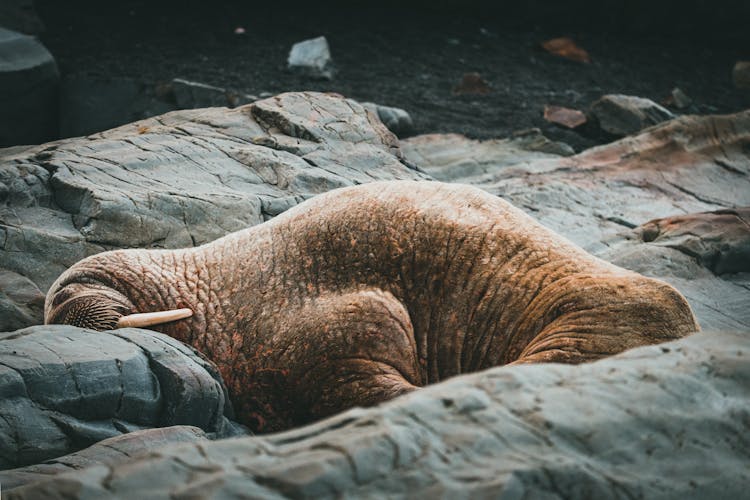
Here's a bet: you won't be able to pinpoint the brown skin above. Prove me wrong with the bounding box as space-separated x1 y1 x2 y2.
45 181 699 432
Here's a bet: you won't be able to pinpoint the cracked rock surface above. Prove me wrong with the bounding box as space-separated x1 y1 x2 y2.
0 91 425 330
7 329 749 499
0 326 245 471
0 425 208 491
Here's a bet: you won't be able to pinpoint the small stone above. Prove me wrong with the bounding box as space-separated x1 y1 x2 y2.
452 72 491 95
543 104 587 128
668 87 692 109
541 37 591 63
361 102 414 137
733 61 750 90
287 36 335 80
590 94 675 136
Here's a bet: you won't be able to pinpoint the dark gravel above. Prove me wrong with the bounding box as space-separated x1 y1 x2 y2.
35 1 750 151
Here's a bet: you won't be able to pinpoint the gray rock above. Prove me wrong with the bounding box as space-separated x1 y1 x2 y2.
171 78 257 109
636 208 750 275
670 87 692 109
0 91 426 330
0 27 58 146
0 426 208 491
400 129 572 182
288 36 335 80
361 102 414 137
733 61 750 90
590 94 675 136
0 325 245 470
0 269 44 331
7 329 749 499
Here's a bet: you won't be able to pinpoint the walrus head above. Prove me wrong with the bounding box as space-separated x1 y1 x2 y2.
45 262 193 331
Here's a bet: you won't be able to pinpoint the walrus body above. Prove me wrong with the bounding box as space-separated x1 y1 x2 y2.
45 181 698 432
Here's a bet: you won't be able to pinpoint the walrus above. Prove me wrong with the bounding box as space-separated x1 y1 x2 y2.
45 181 699 432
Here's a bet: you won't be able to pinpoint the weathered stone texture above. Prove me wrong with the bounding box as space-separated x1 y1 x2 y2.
0 326 245 470
7 329 749 499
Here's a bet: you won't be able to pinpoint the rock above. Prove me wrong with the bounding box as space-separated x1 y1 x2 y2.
403 111 750 331
401 129 572 182
59 75 177 138
452 72 491 95
361 102 414 137
541 36 591 63
0 27 59 146
0 325 246 470
543 104 587 128
7 329 749 499
287 36 335 80
0 0 44 35
590 94 675 136
667 87 692 109
0 91 426 330
171 78 257 109
733 61 750 90
636 208 750 275
0 270 44 331
0 426 208 491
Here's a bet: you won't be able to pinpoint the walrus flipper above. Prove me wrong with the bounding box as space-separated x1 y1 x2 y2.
284 289 422 422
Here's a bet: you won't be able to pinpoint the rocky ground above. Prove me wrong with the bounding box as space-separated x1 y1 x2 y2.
0 1 749 497
1 91 748 497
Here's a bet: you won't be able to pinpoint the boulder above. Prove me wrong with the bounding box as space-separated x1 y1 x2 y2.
361 102 414 137
0 27 58 146
590 94 675 136
287 36 335 80
7 329 749 499
0 426 208 491
0 325 246 470
0 91 425 330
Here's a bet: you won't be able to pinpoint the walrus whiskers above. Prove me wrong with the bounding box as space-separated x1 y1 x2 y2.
117 308 193 328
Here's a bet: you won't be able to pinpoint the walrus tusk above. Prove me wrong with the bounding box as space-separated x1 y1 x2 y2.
117 308 193 328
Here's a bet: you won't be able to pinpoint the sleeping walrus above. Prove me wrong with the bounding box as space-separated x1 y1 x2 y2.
45 181 699 432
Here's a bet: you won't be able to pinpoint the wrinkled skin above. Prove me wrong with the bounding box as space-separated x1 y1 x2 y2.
45 181 699 432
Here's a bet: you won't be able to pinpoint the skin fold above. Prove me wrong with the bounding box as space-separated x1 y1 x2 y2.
45 181 699 432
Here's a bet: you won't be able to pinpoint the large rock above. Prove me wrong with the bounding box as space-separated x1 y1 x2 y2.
590 94 675 136
0 27 58 146
0 426 208 491
0 325 245 470
7 329 749 499
0 91 425 330
404 111 750 331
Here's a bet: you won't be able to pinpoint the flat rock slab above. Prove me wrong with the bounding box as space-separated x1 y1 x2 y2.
0 325 245 470
0 91 424 330
7 329 749 499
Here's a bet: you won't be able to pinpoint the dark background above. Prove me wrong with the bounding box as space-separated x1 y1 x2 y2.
21 0 750 148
